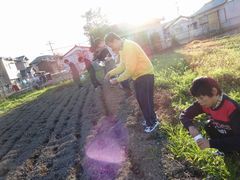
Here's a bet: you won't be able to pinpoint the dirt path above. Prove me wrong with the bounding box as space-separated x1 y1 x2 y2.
0 79 199 179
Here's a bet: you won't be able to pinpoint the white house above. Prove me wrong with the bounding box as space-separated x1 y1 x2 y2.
0 57 20 85
218 0 240 31
118 19 168 54
62 45 93 73
163 16 191 45
189 0 240 38
15 56 30 78
161 0 240 46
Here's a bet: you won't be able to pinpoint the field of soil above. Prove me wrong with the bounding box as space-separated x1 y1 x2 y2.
0 79 200 180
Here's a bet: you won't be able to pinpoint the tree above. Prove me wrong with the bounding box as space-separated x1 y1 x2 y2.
82 8 110 46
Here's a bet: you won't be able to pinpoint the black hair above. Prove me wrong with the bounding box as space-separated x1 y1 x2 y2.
64 59 69 63
190 77 222 97
78 56 83 62
104 32 121 44
94 38 104 47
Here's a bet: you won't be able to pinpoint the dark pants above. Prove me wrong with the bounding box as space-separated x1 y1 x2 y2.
204 121 240 153
104 59 115 74
134 74 156 126
121 80 131 90
87 65 101 88
72 74 82 87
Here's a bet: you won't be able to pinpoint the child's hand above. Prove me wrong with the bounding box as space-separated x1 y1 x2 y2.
196 138 210 150
188 126 200 137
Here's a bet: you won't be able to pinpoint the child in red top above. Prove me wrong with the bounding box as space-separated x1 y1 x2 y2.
180 77 240 153
78 54 101 89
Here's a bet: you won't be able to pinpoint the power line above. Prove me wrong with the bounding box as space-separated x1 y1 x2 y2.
46 41 55 55
43 40 90 55
175 0 180 16
48 44 76 51
47 40 90 51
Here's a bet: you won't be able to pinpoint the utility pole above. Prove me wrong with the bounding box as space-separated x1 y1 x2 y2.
0 78 6 99
47 41 55 55
175 0 180 16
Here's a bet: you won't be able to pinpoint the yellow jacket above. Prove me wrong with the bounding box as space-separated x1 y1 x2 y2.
107 39 154 82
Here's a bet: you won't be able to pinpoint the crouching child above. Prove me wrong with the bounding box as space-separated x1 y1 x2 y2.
180 77 240 154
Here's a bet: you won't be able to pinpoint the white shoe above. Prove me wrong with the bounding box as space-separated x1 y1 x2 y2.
142 116 159 127
144 121 160 133
213 150 225 156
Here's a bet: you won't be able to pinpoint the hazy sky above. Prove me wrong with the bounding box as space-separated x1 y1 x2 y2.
0 0 210 60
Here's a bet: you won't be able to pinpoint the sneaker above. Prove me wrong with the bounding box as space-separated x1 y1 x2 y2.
213 150 225 156
144 121 160 133
94 86 100 91
142 116 159 127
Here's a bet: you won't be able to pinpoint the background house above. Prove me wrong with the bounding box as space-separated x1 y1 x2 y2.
189 0 227 38
158 0 240 47
117 19 167 55
0 57 20 96
0 57 19 85
189 0 240 39
218 0 240 31
163 16 190 45
30 55 61 74
15 56 30 78
62 45 93 73
109 0 240 55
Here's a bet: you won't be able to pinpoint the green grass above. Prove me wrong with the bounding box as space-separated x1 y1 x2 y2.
0 81 70 116
161 122 230 179
153 34 240 178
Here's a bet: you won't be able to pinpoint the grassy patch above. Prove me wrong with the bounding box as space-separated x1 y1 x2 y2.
161 122 230 179
0 81 70 116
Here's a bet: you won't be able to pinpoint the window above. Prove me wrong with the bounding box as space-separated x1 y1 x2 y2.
193 22 198 29
219 8 227 23
199 16 208 25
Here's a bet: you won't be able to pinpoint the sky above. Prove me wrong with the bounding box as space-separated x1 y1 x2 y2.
0 0 210 61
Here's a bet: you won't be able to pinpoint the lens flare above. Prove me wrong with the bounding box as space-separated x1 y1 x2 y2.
83 116 128 179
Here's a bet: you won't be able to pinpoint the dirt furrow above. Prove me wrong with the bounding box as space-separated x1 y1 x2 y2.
0 88 68 153
7 85 92 179
0 79 172 180
0 90 59 138
0 85 76 178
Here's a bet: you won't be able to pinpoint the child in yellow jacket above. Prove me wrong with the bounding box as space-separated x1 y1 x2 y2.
104 32 159 133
